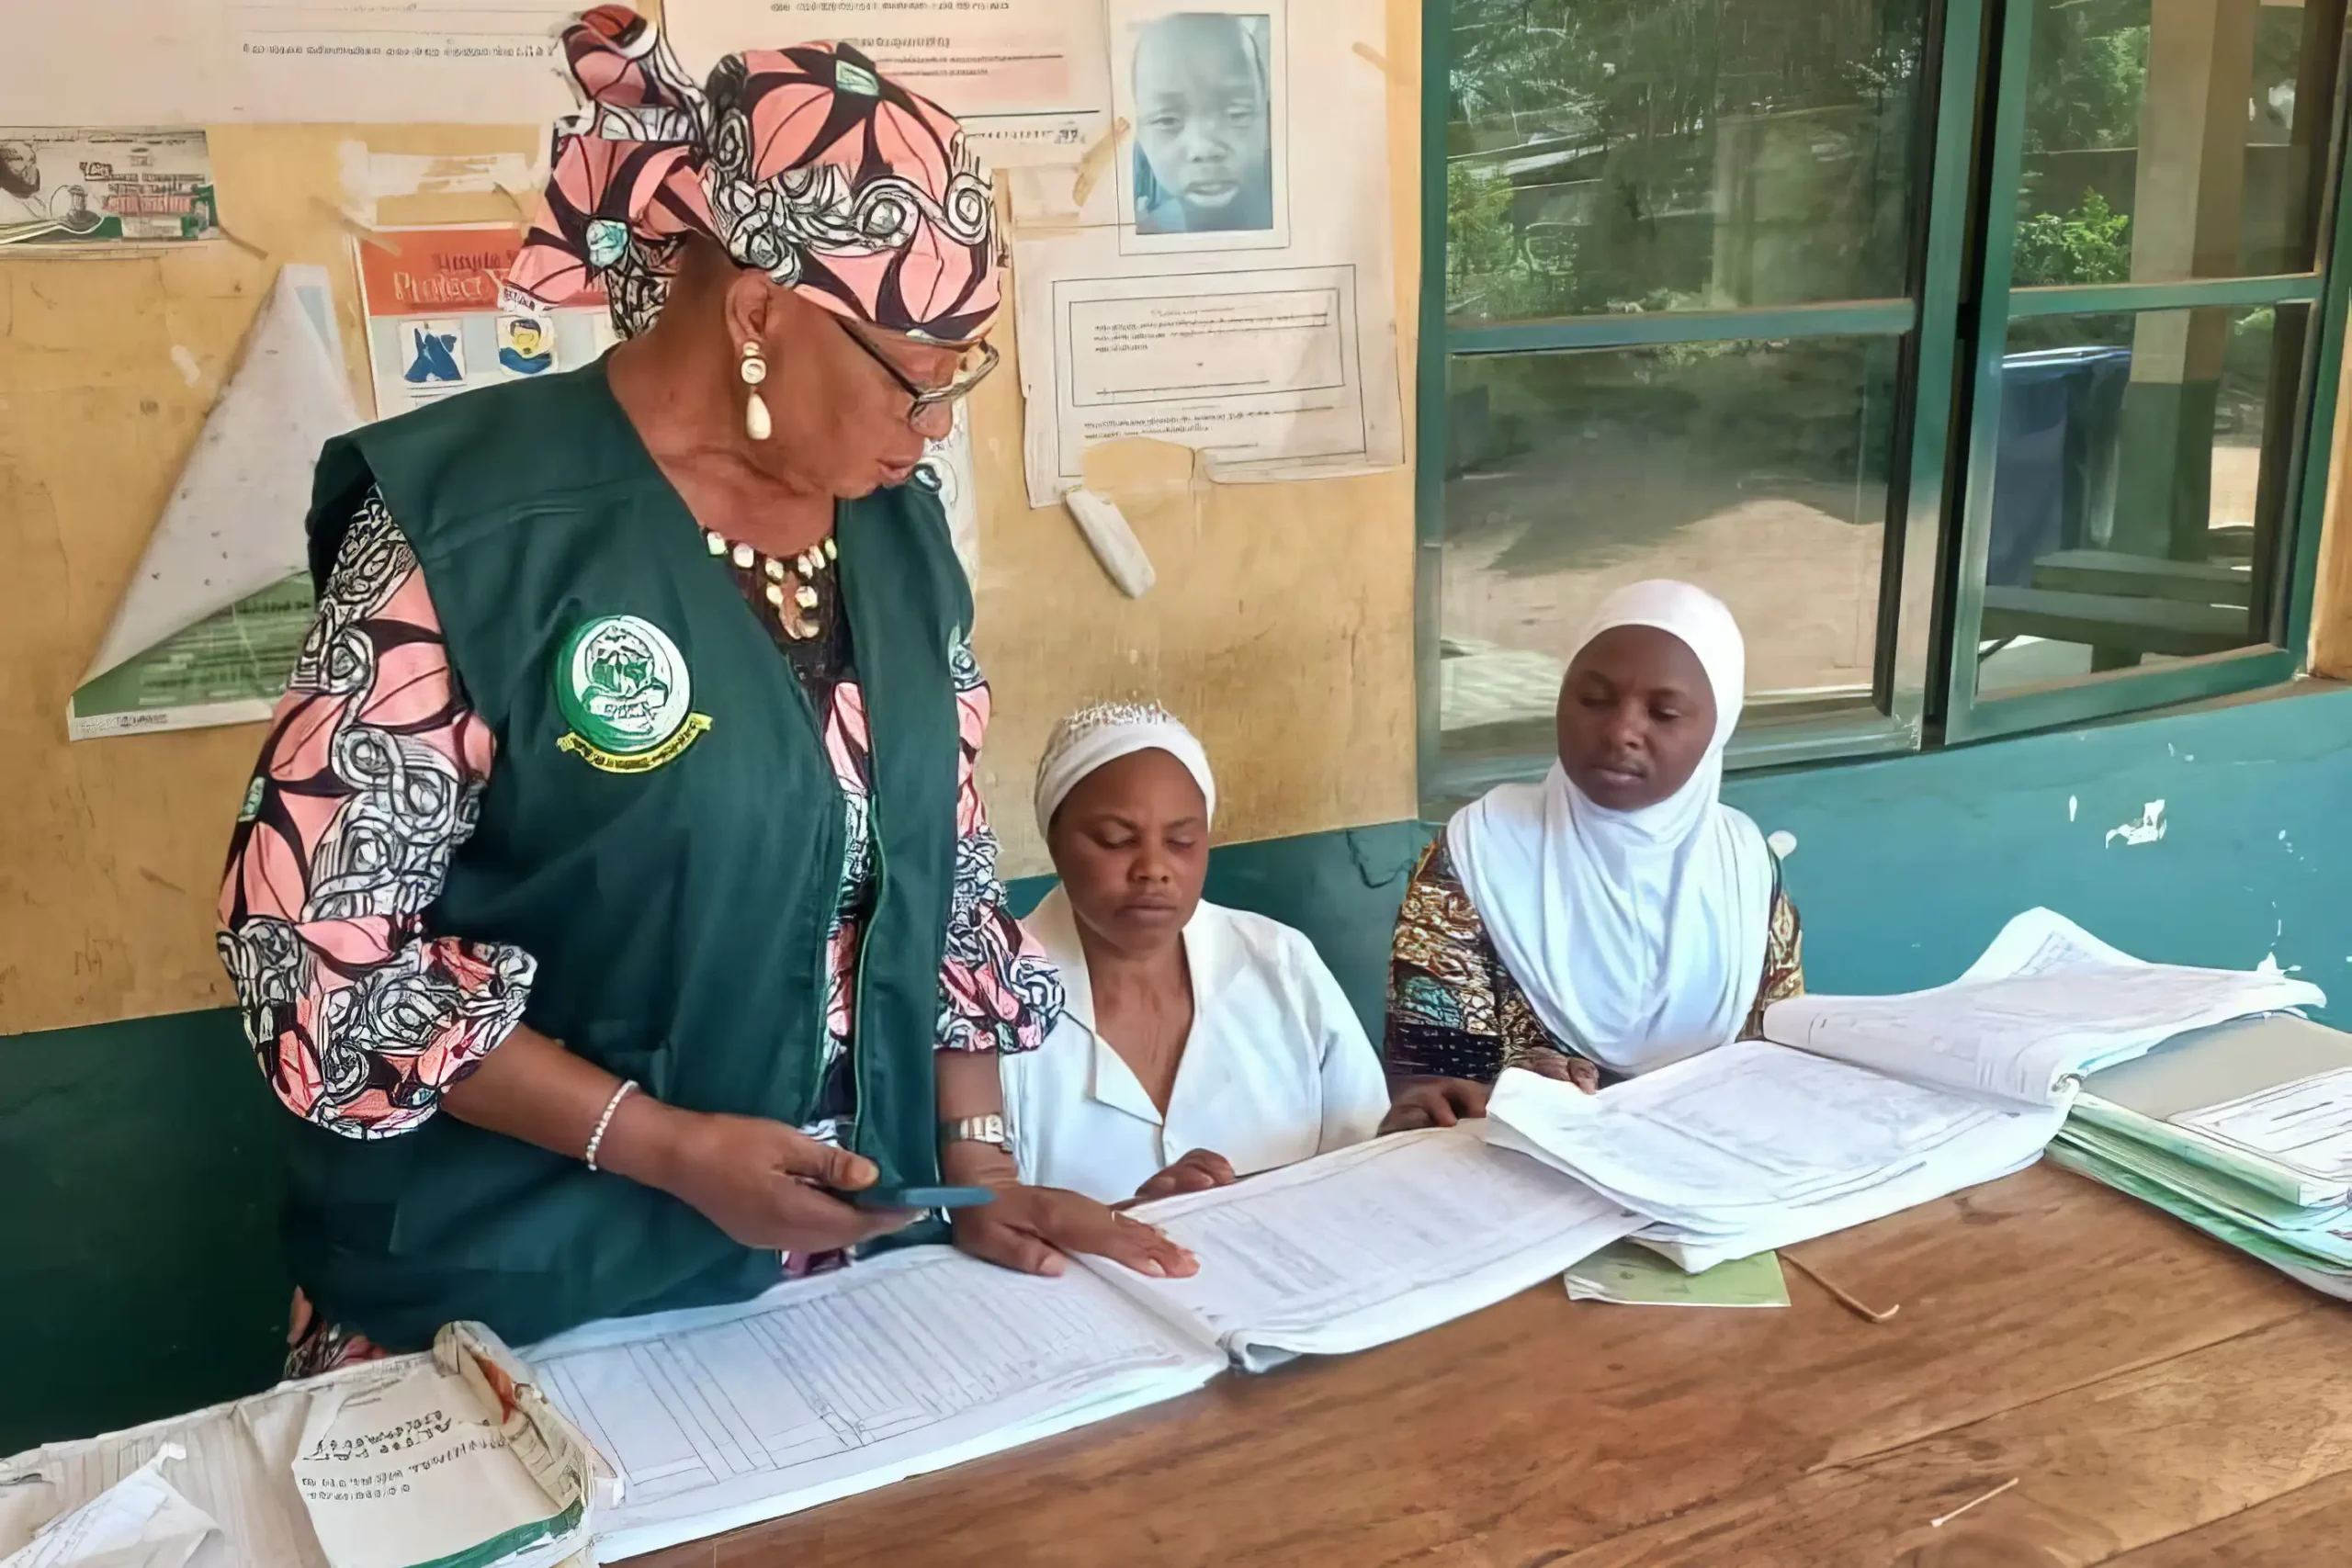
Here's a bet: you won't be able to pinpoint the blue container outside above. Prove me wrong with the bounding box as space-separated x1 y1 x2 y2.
1986 346 2132 587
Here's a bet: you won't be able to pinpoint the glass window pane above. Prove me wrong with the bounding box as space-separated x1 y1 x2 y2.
1974 303 2306 694
2014 0 2345 283
1438 337 1901 773
1444 0 1929 323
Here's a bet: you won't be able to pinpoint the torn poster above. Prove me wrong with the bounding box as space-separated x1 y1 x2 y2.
69 265 360 740
13 2 584 127
0 130 216 246
665 0 1112 167
1012 0 1402 505
356 226 614 417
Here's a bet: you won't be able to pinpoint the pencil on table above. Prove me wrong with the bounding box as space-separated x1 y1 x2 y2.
1783 1253 1901 1323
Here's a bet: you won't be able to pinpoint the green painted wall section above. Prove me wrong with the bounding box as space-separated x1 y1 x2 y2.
0 1009 289 1453
1729 687 2350 1006
5 684 2349 1452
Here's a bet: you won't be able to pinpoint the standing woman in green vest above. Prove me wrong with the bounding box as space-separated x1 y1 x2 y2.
215 6 1193 1372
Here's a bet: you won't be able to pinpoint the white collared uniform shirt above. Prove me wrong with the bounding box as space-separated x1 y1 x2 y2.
1001 886 1392 1203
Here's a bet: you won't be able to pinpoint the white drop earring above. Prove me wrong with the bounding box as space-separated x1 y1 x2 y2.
740 341 771 441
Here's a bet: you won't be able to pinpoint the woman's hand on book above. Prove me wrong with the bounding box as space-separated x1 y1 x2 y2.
954 1183 1200 1280
1130 1148 1237 1205
1379 1076 1491 1134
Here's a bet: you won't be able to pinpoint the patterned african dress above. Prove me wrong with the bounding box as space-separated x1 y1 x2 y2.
1384 838 1804 1085
220 485 1058 1375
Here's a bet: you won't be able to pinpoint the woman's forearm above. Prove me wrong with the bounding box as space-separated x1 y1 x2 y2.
934 1048 1017 1187
440 1024 686 1190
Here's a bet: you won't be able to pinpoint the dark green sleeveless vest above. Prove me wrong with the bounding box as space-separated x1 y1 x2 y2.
284 360 964 1349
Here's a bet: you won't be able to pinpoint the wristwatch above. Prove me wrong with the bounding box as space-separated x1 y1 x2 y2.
940 1113 1012 1154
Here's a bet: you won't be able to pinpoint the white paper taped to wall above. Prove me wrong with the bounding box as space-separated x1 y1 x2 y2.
16 2 587 127
665 0 1113 166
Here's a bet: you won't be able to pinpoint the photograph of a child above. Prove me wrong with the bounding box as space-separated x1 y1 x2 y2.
1130 12 1276 237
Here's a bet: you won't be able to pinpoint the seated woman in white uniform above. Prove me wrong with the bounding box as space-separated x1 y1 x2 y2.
1002 703 1391 1204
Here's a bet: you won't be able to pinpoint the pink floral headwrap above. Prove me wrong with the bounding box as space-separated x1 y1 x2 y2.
506 6 1002 343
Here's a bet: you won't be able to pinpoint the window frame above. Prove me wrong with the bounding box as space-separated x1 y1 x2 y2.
1415 0 2352 810
1938 0 2352 741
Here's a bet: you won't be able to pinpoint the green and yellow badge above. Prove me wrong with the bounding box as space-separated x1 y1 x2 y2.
554 615 711 773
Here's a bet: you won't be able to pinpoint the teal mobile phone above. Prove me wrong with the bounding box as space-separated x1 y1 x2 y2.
848 1184 996 1210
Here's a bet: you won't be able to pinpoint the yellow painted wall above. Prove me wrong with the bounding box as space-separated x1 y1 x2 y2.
0 5 1421 1037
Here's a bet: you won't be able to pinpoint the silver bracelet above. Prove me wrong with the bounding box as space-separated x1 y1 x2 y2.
584 1079 639 1172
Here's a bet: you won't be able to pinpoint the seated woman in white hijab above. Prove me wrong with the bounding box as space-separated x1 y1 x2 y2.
1003 702 1391 1203
1381 581 1804 1131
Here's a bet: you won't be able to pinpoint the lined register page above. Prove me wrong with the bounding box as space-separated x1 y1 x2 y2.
1092 1126 1644 1371
525 1248 1223 1560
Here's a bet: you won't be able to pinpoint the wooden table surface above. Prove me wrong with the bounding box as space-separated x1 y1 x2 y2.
628 1166 2352 1568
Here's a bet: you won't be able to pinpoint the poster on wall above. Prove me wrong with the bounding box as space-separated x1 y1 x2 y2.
70 575 320 739
356 225 616 418
69 265 361 740
0 129 217 246
664 0 1112 166
1010 0 1402 505
15 1 586 126
1108 0 1290 254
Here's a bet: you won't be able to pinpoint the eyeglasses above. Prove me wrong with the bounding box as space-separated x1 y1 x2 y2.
832 317 1000 429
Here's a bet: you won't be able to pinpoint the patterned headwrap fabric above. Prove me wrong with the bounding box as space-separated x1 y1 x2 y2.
506 6 1002 343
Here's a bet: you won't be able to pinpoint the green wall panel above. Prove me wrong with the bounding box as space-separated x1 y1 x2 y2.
0 1009 288 1454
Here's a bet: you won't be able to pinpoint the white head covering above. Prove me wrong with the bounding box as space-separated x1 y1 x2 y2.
1443 581 1774 1075
1034 701 1218 840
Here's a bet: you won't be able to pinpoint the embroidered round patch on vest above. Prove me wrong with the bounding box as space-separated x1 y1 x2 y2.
554 615 711 774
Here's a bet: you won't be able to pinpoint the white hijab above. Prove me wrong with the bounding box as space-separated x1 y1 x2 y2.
1444 581 1773 1075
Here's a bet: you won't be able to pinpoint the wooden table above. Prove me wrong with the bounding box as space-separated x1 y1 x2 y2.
628 1166 2352 1568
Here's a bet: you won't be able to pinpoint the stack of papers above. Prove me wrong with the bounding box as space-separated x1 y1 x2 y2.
1487 910 2323 1271
1487 1043 2064 1269
2051 1011 2352 1299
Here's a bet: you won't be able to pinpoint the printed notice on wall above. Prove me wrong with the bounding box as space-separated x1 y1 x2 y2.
665 0 1112 165
15 2 585 126
0 130 216 246
356 226 616 419
1011 0 1402 502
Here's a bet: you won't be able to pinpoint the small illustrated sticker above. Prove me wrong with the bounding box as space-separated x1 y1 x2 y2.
401 319 466 387
497 312 558 377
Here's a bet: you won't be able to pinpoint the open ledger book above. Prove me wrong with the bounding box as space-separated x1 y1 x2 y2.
526 1126 1639 1559
1487 908 2323 1270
